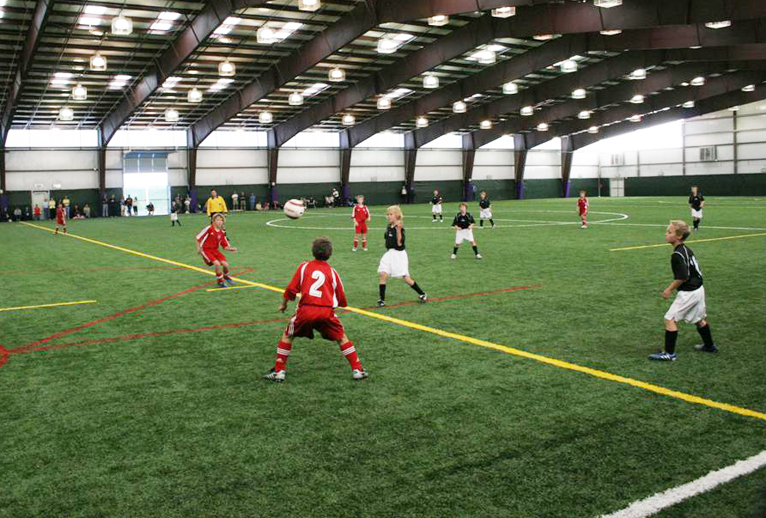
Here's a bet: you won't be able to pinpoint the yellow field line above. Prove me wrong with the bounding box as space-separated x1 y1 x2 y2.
611 232 766 251
21 222 766 423
0 300 97 313
206 285 260 292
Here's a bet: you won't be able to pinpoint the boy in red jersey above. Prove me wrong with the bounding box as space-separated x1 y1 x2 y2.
196 213 237 288
577 190 589 229
264 237 368 382
54 203 67 235
351 194 371 251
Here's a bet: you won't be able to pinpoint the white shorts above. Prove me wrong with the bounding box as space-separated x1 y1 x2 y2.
691 209 703 219
432 205 442 215
455 229 475 245
170 213 178 221
480 208 493 220
377 249 409 278
665 286 707 324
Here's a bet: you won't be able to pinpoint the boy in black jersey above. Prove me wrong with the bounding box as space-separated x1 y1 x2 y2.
478 191 495 228
650 220 717 361
377 205 427 306
688 185 705 231
451 203 482 260
431 190 443 222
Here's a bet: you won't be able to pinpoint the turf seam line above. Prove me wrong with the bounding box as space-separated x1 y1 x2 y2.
19 222 766 424
0 300 97 312
600 450 766 518
611 232 766 251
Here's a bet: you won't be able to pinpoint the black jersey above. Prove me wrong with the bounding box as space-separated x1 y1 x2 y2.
689 194 704 211
452 212 475 229
432 196 442 205
671 244 703 291
384 224 405 250
479 198 491 209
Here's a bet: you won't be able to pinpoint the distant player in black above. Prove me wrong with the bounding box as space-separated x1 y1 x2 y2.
650 220 717 361
478 191 495 228
377 205 427 306
431 190 443 222
451 203 482 259
688 185 704 231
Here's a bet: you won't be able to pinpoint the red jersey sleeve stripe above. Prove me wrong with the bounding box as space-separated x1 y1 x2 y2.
196 226 210 242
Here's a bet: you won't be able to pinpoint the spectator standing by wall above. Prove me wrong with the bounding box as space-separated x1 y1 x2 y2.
33 204 42 221
83 204 91 218
232 192 239 211
101 193 109 218
48 197 57 220
62 196 71 218
249 192 256 211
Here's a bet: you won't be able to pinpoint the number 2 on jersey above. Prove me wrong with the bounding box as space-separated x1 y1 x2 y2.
309 271 326 297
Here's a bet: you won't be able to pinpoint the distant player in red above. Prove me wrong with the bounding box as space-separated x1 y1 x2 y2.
196 213 237 288
577 190 589 229
54 203 67 235
264 237 368 382
351 194 371 252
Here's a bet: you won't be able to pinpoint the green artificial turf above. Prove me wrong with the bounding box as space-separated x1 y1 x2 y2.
1 196 765 518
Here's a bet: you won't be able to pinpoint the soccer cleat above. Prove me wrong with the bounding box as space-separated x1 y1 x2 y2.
476 254 483 259
352 369 369 380
224 276 235 286
418 293 428 303
450 254 456 259
352 248 358 252
217 281 227 288
363 248 368 251
649 351 677 361
694 344 718 353
263 368 286 382
377 299 386 307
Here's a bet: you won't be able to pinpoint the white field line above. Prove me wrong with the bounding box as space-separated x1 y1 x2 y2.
600 450 766 518
594 222 766 231
266 211 628 230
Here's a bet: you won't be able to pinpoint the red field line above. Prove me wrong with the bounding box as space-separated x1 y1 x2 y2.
10 268 255 354
0 265 186 276
0 344 8 368
5 283 539 364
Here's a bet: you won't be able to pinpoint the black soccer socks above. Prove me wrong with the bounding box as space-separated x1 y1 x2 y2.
379 284 386 301
665 330 678 354
410 282 425 296
697 324 714 348
472 245 479 256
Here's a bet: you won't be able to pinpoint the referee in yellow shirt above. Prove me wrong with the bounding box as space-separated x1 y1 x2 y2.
206 189 228 221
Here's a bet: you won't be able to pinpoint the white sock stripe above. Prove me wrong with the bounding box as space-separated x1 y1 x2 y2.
342 346 356 356
277 348 291 356
600 450 766 518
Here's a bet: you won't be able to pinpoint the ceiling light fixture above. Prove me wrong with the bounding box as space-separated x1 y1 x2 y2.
599 29 622 36
416 116 428 128
578 111 591 120
59 107 74 121
537 122 549 132
428 15 449 26
560 60 578 73
630 95 644 104
218 60 236 76
328 67 345 82
111 15 132 35
298 0 321 12
690 76 706 86
533 34 558 41
594 0 622 7
165 108 180 122
629 68 647 80
491 7 516 18
453 100 467 113
742 84 755 92
377 97 392 110
187 88 203 103
480 120 492 130
341 114 356 126
288 92 304 106
502 81 518 94
521 106 534 116
423 74 439 89
72 83 87 100
571 88 587 99
588 126 599 134
682 101 695 108
257 26 277 44
259 111 273 124
89 52 107 71
629 114 642 123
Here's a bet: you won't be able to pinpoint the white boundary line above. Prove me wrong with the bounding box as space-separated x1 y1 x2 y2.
266 211 629 230
595 222 766 231
600 450 766 518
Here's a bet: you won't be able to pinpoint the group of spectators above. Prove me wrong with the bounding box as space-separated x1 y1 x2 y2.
1 195 92 223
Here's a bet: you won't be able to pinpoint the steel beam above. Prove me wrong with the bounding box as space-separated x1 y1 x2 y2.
513 135 528 199
471 61 750 149
99 0 271 148
462 133 476 201
569 84 766 150
560 136 573 198
1 0 53 146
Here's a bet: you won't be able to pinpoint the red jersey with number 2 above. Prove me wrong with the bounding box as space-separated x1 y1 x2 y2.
578 197 589 215
285 260 347 308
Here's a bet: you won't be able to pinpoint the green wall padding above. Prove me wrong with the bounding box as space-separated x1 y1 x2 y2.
626 173 766 196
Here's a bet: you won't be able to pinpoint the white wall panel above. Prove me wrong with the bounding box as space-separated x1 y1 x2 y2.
349 150 403 182
735 114 766 131
474 150 513 167
638 148 683 165
474 149 514 180
278 149 339 183
685 133 734 147
414 150 462 180
738 160 766 174
737 143 766 160
638 164 683 177
684 117 733 135
686 162 733 175
736 129 766 144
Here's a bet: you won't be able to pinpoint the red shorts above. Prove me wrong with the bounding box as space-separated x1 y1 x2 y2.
286 305 345 342
579 209 588 216
355 221 368 234
56 218 66 225
201 249 226 265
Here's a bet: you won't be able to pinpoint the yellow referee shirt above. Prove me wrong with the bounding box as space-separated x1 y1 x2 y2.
206 196 228 216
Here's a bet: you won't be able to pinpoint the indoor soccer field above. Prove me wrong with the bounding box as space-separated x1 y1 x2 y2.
2 196 765 518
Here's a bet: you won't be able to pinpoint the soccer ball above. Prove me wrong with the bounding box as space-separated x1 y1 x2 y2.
283 199 305 219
